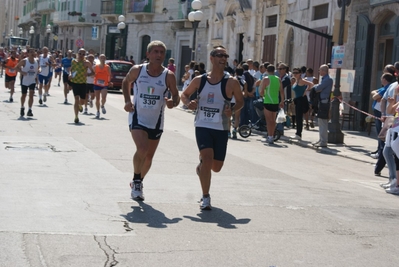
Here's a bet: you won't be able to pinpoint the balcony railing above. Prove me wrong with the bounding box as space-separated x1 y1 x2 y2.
128 0 153 13
37 1 56 13
101 0 123 15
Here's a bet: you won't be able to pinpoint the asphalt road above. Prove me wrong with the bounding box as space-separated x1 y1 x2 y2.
0 80 398 267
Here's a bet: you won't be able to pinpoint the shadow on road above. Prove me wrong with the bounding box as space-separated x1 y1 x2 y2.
183 207 251 229
122 201 182 228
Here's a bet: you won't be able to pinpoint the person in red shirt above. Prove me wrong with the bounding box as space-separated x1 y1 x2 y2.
4 51 19 102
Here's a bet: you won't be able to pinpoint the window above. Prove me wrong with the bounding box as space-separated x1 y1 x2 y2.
266 15 277 28
313 4 329 20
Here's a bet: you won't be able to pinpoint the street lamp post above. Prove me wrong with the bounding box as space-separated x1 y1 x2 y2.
328 0 351 144
188 0 203 61
46 24 51 47
117 15 126 60
29 26 35 48
18 28 23 37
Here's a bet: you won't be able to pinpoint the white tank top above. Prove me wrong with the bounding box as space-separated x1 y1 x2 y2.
86 61 95 84
129 64 169 130
21 58 39 86
194 73 231 131
39 55 50 77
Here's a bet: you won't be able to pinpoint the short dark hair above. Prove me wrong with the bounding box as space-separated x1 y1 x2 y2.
267 65 275 73
263 62 270 69
253 61 260 68
210 45 226 56
242 63 249 71
306 68 314 75
235 68 244 76
301 66 307 73
382 73 395 83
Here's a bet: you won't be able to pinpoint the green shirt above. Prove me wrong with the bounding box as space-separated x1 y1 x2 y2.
71 59 86 84
263 75 280 104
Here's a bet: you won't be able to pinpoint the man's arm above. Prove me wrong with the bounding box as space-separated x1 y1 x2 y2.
122 66 140 112
181 75 202 110
15 59 26 75
312 77 333 93
165 71 180 109
279 80 285 108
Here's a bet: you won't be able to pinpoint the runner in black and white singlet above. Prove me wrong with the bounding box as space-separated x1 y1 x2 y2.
181 45 244 210
122 40 180 201
15 48 39 117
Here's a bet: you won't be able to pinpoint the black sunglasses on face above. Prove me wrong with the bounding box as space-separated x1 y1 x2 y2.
213 53 229 59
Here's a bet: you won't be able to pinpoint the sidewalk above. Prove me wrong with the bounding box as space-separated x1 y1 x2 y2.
176 104 379 165
278 122 378 165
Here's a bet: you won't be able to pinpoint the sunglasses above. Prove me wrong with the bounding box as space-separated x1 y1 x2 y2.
213 53 229 59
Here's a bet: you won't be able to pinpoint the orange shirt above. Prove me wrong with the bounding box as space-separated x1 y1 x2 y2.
94 64 110 87
5 57 19 77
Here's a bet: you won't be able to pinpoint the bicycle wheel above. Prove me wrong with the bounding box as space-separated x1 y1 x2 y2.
273 129 281 141
238 125 252 138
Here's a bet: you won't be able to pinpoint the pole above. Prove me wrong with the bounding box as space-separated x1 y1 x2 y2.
328 0 346 144
191 21 199 61
30 34 34 49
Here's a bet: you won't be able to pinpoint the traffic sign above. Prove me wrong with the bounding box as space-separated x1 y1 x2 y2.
75 38 84 48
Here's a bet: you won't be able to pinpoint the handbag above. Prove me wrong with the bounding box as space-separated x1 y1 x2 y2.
378 116 395 141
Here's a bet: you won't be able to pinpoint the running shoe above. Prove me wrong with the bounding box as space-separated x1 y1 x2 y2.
89 99 93 108
58 83 60 87
64 99 68 104
39 99 43 105
27 109 33 117
20 107 25 117
199 196 211 210
74 117 79 124
96 111 100 118
9 97 13 103
79 105 83 112
43 94 47 102
130 180 145 200
101 106 106 114
83 108 88 114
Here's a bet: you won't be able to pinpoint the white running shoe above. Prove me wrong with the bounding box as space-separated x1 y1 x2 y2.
199 196 211 210
290 135 301 140
89 100 93 108
43 94 47 102
101 106 106 114
96 111 100 118
386 184 399 195
380 179 396 189
130 181 145 200
83 108 88 114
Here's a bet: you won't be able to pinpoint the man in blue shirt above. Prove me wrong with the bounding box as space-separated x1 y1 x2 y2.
61 50 73 104
307 64 333 147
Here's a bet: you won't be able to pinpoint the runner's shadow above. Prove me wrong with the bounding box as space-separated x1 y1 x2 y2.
58 102 73 105
183 207 251 229
17 117 37 121
91 117 109 121
122 202 182 228
66 122 86 126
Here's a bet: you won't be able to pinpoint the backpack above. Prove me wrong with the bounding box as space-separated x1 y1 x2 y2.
309 87 320 110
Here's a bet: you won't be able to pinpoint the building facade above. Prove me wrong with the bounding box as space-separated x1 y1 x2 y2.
3 0 399 123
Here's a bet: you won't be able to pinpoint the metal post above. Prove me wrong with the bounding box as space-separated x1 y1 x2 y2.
191 21 199 61
328 0 346 144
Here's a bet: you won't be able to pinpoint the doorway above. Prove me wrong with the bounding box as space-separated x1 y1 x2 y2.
376 15 396 88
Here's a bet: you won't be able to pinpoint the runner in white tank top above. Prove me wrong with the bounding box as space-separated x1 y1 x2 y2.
181 45 244 210
121 41 181 201
15 48 39 117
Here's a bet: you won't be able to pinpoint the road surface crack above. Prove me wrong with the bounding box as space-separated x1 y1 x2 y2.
94 235 119 267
